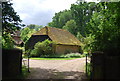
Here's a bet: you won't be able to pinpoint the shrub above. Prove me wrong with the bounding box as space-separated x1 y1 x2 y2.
86 62 91 78
30 39 53 57
37 53 86 58
64 53 82 58
2 33 14 49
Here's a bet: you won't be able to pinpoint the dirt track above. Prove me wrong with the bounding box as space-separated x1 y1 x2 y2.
25 57 87 80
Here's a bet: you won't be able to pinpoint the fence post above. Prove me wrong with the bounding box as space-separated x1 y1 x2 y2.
86 53 88 77
28 53 30 73
90 53 92 80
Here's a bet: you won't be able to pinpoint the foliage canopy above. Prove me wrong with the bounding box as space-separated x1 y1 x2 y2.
30 39 54 57
2 2 24 49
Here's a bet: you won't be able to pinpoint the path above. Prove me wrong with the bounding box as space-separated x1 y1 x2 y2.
26 57 87 80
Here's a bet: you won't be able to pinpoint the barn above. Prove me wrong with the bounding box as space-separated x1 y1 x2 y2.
11 31 24 47
25 26 82 54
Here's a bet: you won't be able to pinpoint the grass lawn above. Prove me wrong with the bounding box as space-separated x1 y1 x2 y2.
16 65 30 79
24 53 86 60
30 57 79 60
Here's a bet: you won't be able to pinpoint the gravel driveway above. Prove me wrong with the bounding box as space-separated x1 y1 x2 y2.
25 57 87 80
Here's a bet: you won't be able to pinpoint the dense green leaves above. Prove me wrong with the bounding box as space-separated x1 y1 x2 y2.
2 32 14 49
48 1 120 54
48 2 98 37
20 27 33 43
30 39 54 57
86 2 120 53
71 2 97 36
2 2 24 49
62 19 77 35
48 10 73 28
20 24 43 43
2 2 23 33
27 24 43 31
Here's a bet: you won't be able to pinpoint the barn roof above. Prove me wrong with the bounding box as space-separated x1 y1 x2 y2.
33 26 81 46
11 31 23 45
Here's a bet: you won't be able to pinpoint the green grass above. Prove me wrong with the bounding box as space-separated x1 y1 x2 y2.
15 65 30 79
30 57 77 60
21 66 29 78
29 53 86 58
86 62 91 79
23 53 86 60
24 53 86 60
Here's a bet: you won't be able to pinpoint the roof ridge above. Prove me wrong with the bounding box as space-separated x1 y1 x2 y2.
45 26 68 32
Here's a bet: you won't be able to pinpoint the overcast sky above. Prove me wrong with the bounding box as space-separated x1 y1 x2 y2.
12 0 78 26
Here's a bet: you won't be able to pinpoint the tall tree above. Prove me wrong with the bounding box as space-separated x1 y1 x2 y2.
71 2 97 36
27 24 43 31
62 19 77 35
86 2 120 53
2 2 23 34
20 27 36 43
2 2 24 48
20 24 43 43
48 10 73 28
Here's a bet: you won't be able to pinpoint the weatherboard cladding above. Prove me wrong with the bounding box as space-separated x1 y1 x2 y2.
33 26 81 46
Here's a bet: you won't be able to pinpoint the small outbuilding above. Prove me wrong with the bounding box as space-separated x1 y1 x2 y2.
25 26 82 54
11 31 24 47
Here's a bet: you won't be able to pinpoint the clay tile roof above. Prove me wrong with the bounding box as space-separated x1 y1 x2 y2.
33 26 81 46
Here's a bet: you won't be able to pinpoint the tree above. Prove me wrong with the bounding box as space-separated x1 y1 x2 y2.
27 24 43 31
2 32 14 48
20 27 36 43
20 24 43 43
30 39 53 57
71 2 97 36
34 25 43 31
2 2 23 34
86 2 120 54
62 19 77 35
2 2 24 48
48 10 73 28
76 32 84 42
27 24 36 29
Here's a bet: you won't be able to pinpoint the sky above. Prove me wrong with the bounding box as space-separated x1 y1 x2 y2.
11 0 119 26
12 0 77 26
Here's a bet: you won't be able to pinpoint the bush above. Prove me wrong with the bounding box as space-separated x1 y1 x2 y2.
64 53 85 58
40 54 62 58
2 33 14 49
33 52 86 58
86 62 91 79
30 39 54 57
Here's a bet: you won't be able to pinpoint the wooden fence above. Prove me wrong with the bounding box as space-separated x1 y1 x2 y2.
88 52 120 80
2 48 22 79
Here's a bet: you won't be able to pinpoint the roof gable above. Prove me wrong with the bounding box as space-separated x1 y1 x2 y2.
33 26 81 46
